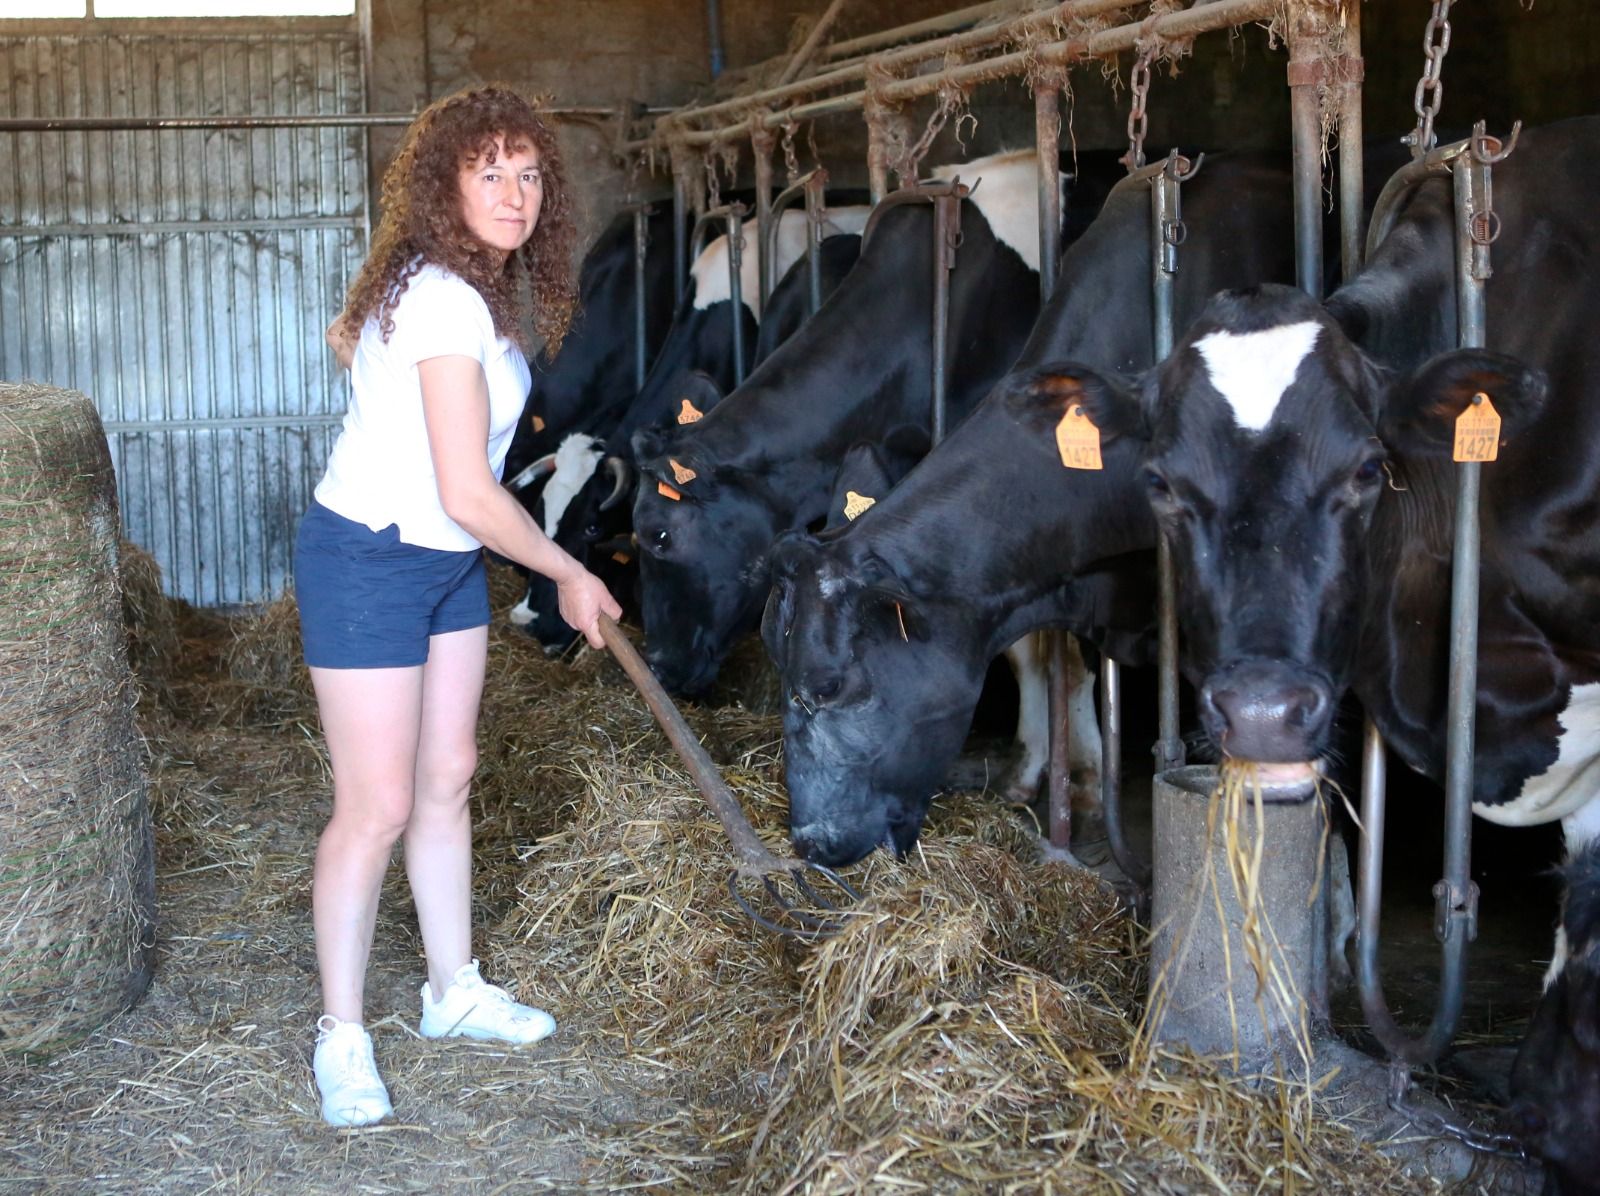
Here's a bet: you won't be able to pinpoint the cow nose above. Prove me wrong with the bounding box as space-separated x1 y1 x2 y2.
1200 659 1332 763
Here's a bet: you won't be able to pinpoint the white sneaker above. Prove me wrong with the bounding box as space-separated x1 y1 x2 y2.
419 959 557 1045
313 1015 393 1127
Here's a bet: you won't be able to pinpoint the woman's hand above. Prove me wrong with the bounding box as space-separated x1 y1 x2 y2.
556 565 624 650
326 315 357 370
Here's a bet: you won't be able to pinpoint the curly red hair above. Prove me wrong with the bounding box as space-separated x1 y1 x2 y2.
338 84 578 357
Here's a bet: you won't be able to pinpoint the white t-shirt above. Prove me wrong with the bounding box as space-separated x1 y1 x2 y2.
315 263 532 551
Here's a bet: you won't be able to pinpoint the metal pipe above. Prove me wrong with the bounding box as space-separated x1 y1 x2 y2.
930 190 961 446
777 0 853 86
821 1 1013 64
1337 1 1366 282
633 0 1279 153
1355 125 1512 1067
705 0 726 78
805 171 828 314
633 204 650 393
0 109 618 132
673 172 689 302
752 123 777 307
725 207 747 384
1151 152 1196 776
1035 85 1062 300
1047 633 1074 853
1100 657 1148 887
867 116 893 205
1287 3 1327 298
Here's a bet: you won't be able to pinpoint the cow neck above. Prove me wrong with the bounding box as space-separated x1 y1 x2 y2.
855 400 1155 660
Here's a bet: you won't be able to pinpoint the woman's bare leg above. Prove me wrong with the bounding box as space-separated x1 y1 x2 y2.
405 626 488 1002
310 664 425 1024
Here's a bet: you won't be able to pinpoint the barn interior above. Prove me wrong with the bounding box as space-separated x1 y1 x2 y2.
4 1 1599 1192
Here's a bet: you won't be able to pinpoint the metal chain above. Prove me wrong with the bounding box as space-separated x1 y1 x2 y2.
1387 1063 1528 1160
1405 0 1454 156
1122 44 1155 173
781 116 801 184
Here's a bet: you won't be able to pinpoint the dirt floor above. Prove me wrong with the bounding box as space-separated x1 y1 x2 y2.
0 560 1558 1193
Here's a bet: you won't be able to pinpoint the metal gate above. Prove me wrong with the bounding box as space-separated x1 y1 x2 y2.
0 24 369 607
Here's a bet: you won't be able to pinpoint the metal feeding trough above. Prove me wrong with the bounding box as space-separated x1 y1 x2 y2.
1147 764 1328 1067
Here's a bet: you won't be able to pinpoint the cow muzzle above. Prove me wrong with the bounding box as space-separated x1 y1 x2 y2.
1199 658 1333 768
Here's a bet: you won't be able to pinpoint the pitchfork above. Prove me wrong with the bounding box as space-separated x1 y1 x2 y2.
597 615 860 940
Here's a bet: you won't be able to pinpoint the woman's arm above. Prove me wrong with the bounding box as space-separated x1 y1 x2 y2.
419 354 621 647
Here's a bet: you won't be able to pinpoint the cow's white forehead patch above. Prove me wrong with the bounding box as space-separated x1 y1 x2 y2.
1193 320 1321 432
541 432 603 539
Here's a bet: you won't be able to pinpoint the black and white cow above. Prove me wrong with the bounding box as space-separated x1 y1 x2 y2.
631 149 1123 698
501 204 681 485
508 219 867 649
1050 116 1600 1181
1511 841 1600 1195
762 153 1298 867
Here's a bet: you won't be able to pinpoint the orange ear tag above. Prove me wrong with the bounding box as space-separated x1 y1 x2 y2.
669 458 697 485
1452 392 1502 463
611 550 632 565
531 414 546 432
843 491 876 521
677 399 703 425
1055 404 1103 470
657 481 682 501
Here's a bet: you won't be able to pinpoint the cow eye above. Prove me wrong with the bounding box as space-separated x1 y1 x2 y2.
1145 470 1171 497
1354 457 1385 486
584 522 601 540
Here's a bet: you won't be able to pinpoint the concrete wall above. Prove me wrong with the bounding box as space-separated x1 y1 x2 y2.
368 0 1600 257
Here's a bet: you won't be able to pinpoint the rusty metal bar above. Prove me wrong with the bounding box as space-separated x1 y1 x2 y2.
764 167 829 316
635 0 1278 153
632 203 651 392
777 0 853 86
930 188 961 445
821 1 1014 64
1287 2 1330 298
751 120 778 306
1338 1 1366 282
0 108 619 132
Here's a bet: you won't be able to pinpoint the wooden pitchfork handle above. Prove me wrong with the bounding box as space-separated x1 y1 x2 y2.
596 614 799 879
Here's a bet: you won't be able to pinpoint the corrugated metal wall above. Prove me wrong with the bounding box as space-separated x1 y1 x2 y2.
0 26 368 607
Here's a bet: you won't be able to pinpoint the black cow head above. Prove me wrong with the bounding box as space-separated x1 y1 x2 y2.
763 531 969 867
1074 284 1545 775
1511 843 1600 1195
632 420 777 697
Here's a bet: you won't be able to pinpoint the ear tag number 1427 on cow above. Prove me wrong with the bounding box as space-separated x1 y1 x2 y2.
1056 404 1103 471
1453 392 1502 463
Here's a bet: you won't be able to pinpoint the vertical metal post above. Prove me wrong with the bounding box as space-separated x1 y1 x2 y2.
930 190 960 446
1151 153 1195 777
752 120 777 307
632 204 650 393
670 139 692 301
867 117 892 205
1101 658 1146 886
1036 84 1072 852
1287 2 1329 297
1035 85 1061 301
1337 2 1366 283
804 170 828 315
1355 123 1515 1067
726 206 747 385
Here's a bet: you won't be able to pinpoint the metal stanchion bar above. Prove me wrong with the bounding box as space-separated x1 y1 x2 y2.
763 168 830 317
1287 3 1329 298
1337 2 1366 283
631 0 1278 154
687 203 749 383
632 205 651 393
821 1 1014 64
752 125 777 307
654 0 1142 141
930 190 961 446
0 109 620 131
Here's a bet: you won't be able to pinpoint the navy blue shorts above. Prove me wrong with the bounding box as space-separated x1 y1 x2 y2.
293 500 490 669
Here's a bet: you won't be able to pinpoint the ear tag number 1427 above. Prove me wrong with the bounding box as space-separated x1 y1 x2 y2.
1453 392 1502 463
1055 404 1103 471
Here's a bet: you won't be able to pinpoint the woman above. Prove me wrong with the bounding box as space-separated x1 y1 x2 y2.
295 84 620 1128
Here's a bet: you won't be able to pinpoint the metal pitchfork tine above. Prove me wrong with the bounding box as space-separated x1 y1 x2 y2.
596 614 861 940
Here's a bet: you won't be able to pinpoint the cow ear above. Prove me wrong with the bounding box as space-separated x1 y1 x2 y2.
674 371 725 425
825 443 898 530
761 531 818 660
1379 349 1547 458
1002 362 1149 447
631 423 674 464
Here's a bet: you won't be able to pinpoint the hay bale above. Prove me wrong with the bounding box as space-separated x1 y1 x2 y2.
0 382 157 1058
119 539 180 705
